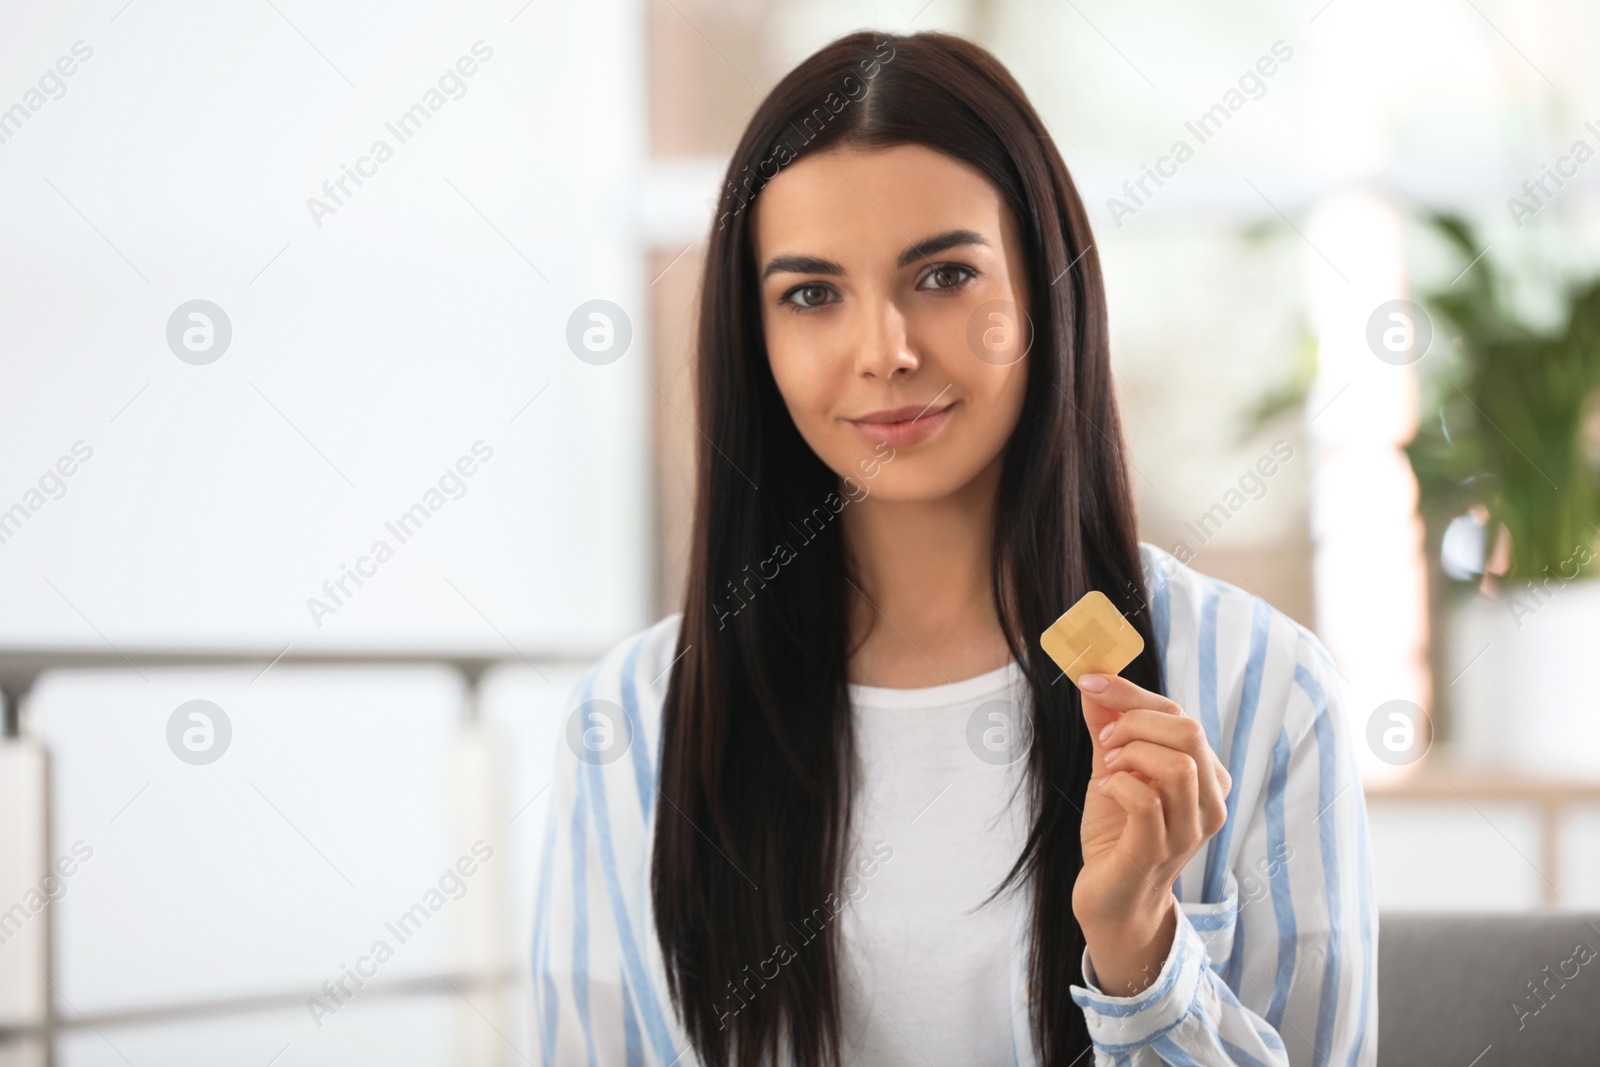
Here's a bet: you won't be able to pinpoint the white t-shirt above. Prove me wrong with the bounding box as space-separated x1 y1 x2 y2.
837 658 1033 1065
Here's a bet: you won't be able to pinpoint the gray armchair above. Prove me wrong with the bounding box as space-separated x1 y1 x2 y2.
1378 910 1600 1066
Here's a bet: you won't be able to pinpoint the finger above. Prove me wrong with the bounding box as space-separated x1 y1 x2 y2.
1100 706 1206 760
1077 676 1168 771
1102 708 1219 785
1100 705 1233 805
1078 673 1183 717
1109 730 1229 839
1093 771 1167 870
1077 684 1124 758
1102 739 1206 849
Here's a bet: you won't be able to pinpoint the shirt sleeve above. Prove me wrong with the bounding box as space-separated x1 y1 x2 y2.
1067 635 1379 1065
530 663 667 1066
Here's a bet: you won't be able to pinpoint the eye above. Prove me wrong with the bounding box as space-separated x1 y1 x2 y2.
917 263 977 292
780 282 838 312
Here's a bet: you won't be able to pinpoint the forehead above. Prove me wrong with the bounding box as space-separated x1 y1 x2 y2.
751 143 1010 263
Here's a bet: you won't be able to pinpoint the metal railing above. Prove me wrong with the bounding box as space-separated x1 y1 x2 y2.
0 644 598 1064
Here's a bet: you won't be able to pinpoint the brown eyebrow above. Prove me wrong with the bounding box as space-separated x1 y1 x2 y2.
897 229 988 267
760 229 990 280
762 254 843 279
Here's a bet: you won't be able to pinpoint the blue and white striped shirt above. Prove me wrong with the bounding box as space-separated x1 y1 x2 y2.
531 541 1379 1065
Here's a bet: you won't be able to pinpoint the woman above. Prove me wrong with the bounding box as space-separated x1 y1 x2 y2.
533 30 1376 1067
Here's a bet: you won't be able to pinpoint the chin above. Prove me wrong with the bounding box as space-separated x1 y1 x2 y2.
841 462 971 504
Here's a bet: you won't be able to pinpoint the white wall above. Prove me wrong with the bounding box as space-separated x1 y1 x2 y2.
0 0 649 656
0 0 646 1061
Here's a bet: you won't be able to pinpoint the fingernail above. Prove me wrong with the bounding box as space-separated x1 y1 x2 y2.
1098 723 1115 742
1096 775 1110 790
1079 674 1108 692
1105 746 1123 765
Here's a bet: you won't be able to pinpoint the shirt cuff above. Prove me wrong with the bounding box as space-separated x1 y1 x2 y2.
1068 873 1240 1052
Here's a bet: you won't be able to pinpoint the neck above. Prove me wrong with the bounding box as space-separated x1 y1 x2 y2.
840 453 1012 687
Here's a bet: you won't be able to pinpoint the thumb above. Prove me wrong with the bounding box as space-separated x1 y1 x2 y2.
1076 674 1121 768
1078 674 1154 786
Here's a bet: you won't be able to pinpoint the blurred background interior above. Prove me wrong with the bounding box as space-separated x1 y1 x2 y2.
2 0 1599 1063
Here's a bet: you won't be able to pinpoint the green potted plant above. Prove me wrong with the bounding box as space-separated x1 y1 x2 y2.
1404 213 1600 774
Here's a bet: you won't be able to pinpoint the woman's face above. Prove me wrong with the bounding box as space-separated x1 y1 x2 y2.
752 143 1032 503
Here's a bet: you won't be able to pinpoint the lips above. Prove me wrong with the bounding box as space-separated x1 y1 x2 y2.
852 401 954 424
847 400 958 447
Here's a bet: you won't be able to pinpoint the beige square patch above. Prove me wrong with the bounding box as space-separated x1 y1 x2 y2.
1039 589 1145 685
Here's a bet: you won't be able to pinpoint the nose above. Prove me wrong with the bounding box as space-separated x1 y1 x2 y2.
853 293 918 380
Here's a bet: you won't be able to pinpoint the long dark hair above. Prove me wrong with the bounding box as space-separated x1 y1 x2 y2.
652 30 1164 1067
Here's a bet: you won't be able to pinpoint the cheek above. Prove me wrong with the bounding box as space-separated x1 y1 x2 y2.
764 330 840 439
765 335 813 411
950 357 1028 442
945 362 1028 474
